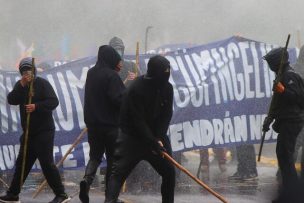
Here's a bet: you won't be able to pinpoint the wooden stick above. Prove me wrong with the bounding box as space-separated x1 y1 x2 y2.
135 41 140 77
20 58 35 190
162 152 228 203
32 128 88 198
0 176 9 189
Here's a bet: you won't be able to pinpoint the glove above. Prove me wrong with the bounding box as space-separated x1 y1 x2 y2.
151 140 167 155
272 82 285 94
262 116 274 132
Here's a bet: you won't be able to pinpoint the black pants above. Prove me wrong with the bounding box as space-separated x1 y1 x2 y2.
8 131 65 196
276 121 303 192
105 134 175 203
236 144 257 175
83 127 119 190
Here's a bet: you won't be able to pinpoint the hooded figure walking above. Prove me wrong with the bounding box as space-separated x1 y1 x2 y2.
0 57 70 203
79 45 125 203
263 48 304 203
104 55 175 203
292 45 304 180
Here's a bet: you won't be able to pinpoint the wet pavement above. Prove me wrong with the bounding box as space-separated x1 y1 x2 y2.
0 144 282 202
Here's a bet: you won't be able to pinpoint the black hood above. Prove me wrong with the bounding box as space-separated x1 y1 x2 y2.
19 57 36 76
146 55 171 86
109 37 125 57
263 47 289 73
96 45 121 70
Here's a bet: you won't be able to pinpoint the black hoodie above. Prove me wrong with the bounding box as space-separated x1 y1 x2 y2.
119 55 173 148
264 48 304 121
84 45 125 128
7 76 59 135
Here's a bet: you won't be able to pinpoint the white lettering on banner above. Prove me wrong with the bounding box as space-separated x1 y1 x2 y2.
168 41 279 109
61 145 77 168
213 119 224 144
168 114 278 151
57 72 74 130
0 74 9 133
234 115 248 142
169 123 184 151
251 42 264 98
183 120 201 148
167 56 190 108
229 43 245 101
53 145 60 161
82 142 90 165
200 119 214 146
47 73 74 131
240 42 255 99
0 148 6 170
218 47 235 102
3 145 15 169
33 160 41 170
66 67 88 129
6 77 19 132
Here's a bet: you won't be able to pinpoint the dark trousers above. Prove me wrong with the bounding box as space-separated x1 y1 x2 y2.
276 121 303 191
105 135 175 203
236 144 257 175
8 131 65 196
83 127 119 191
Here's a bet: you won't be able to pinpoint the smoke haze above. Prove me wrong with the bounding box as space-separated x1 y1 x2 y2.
1 0 304 68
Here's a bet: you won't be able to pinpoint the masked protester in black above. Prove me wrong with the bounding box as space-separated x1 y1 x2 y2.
104 55 175 203
79 45 125 203
0 57 70 203
263 48 304 203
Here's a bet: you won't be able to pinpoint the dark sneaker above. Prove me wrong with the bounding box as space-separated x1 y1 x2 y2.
228 172 243 181
0 193 20 203
241 173 258 181
48 193 71 203
79 180 89 203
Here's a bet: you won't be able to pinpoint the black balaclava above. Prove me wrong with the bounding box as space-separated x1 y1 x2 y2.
19 57 36 76
96 45 121 70
146 55 171 87
109 37 125 58
263 47 289 73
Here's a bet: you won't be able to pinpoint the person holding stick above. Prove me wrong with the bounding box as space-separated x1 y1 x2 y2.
0 57 70 203
263 47 304 203
79 45 125 203
104 55 175 203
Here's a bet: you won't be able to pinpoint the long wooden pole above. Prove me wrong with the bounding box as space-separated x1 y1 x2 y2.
162 152 228 203
32 128 88 198
0 177 9 189
20 58 35 190
135 41 140 77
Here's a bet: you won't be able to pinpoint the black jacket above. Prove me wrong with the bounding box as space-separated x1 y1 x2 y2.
84 45 125 129
271 66 304 122
7 77 59 135
119 75 173 146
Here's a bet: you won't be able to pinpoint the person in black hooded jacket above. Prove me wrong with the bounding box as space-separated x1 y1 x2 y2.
79 45 125 203
0 57 70 203
104 55 175 203
263 47 304 203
